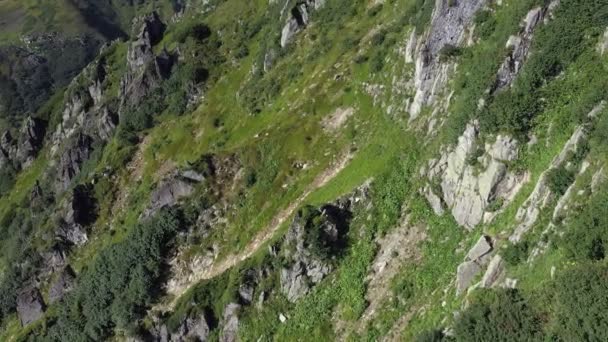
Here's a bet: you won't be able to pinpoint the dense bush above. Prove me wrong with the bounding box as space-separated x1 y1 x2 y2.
547 263 608 340
39 209 183 340
545 166 575 196
453 289 543 341
501 241 530 266
479 0 608 136
557 183 608 261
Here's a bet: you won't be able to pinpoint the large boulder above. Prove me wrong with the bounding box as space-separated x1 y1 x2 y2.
16 287 45 326
456 235 494 294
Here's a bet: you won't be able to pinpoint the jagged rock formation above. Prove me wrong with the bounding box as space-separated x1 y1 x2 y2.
280 0 326 47
0 117 46 170
120 12 175 110
55 184 97 246
280 186 366 301
492 3 558 93
509 103 605 242
423 122 525 229
409 0 488 118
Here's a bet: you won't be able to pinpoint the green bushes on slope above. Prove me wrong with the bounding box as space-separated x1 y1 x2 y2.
37 209 183 341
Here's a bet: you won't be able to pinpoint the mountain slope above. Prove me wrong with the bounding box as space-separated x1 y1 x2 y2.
0 0 608 341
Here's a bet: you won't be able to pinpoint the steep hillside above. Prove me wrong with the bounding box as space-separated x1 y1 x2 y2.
1 0 608 341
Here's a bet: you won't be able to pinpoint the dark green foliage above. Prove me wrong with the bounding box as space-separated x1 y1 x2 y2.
40 209 183 341
502 241 530 266
454 289 543 341
478 0 608 136
557 183 608 261
546 166 575 196
416 329 452 342
474 10 497 40
548 263 608 341
0 165 17 196
438 44 463 62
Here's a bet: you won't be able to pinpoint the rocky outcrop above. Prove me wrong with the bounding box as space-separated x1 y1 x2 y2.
0 117 46 170
280 0 326 47
409 0 488 118
48 266 76 304
55 184 97 246
456 235 494 294
16 287 45 326
280 186 365 301
142 172 201 218
220 303 240 342
120 12 175 110
423 122 525 229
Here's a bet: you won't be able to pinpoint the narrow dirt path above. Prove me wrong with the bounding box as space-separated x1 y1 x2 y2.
165 152 353 309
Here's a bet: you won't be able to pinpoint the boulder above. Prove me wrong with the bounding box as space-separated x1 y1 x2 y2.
480 255 505 288
48 266 76 304
143 178 195 218
170 314 210 342
456 261 480 295
16 287 45 326
466 235 493 263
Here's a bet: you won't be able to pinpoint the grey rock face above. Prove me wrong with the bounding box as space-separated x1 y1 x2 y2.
466 235 493 263
425 123 523 229
410 0 488 117
456 261 480 295
456 235 494 294
16 287 45 326
480 254 505 288
220 303 241 342
48 266 76 304
170 314 210 342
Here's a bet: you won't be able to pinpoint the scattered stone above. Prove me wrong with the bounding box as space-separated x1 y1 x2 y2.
279 313 287 323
